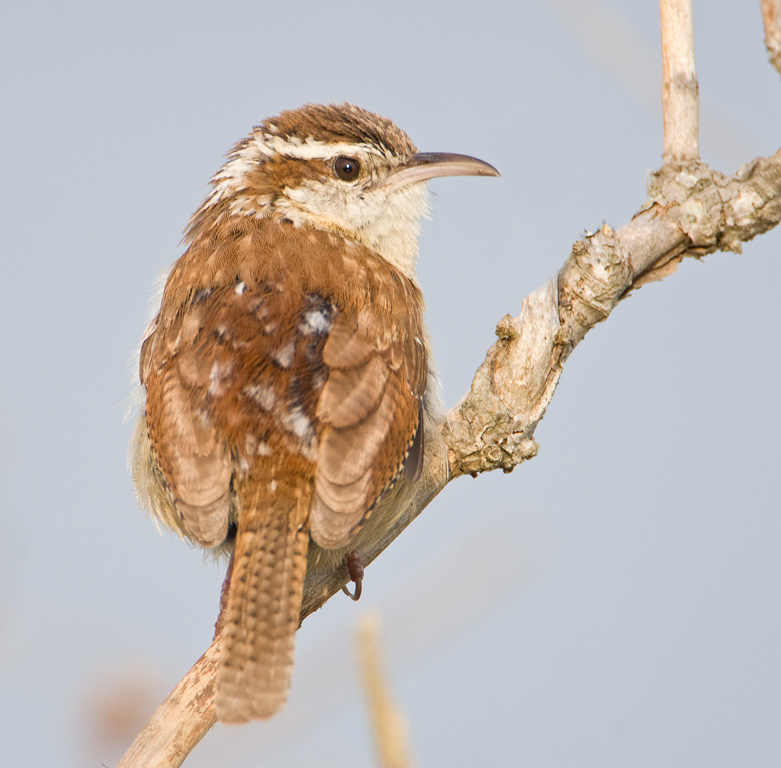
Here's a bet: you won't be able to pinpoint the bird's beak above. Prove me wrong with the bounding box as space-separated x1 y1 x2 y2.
378 152 500 192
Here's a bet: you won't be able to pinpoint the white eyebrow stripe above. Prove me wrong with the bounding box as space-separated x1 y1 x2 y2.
254 134 385 161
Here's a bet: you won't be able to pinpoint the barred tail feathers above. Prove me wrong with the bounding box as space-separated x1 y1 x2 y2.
216 481 310 723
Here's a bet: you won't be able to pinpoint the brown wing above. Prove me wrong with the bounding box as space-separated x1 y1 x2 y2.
311 305 427 550
142 295 232 547
140 279 334 548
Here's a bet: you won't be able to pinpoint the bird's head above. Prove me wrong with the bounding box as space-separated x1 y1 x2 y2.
188 102 499 278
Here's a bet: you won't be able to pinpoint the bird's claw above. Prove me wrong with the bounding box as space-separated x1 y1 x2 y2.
341 550 364 601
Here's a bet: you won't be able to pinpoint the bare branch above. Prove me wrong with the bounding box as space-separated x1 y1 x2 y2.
117 637 219 768
762 0 781 76
660 0 699 161
446 153 781 478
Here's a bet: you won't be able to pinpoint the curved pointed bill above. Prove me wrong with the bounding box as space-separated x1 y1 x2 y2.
377 152 500 192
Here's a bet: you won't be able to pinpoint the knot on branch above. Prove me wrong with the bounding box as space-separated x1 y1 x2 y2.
729 152 781 246
446 390 539 478
647 155 781 254
444 283 560 479
647 162 726 250
557 224 633 351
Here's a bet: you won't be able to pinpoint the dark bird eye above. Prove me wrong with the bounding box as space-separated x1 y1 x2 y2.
333 156 360 181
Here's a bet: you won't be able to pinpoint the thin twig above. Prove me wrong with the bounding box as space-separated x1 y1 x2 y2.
761 0 781 76
660 0 699 161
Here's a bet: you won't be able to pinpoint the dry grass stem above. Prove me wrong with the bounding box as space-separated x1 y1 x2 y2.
358 613 413 768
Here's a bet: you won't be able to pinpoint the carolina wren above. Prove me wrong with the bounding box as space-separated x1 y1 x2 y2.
131 103 498 723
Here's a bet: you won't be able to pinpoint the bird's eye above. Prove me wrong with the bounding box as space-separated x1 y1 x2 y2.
333 156 361 181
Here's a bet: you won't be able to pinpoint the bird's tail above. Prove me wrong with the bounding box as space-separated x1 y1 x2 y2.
215 477 310 723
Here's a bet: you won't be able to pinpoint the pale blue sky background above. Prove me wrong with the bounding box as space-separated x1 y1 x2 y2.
1 1 779 766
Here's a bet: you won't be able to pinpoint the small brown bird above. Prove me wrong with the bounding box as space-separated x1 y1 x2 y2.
131 103 498 723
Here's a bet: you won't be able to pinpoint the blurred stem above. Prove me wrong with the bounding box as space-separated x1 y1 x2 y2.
358 613 413 768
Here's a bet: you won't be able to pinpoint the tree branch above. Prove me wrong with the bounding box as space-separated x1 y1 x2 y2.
117 637 219 768
445 152 781 479
762 0 781 77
